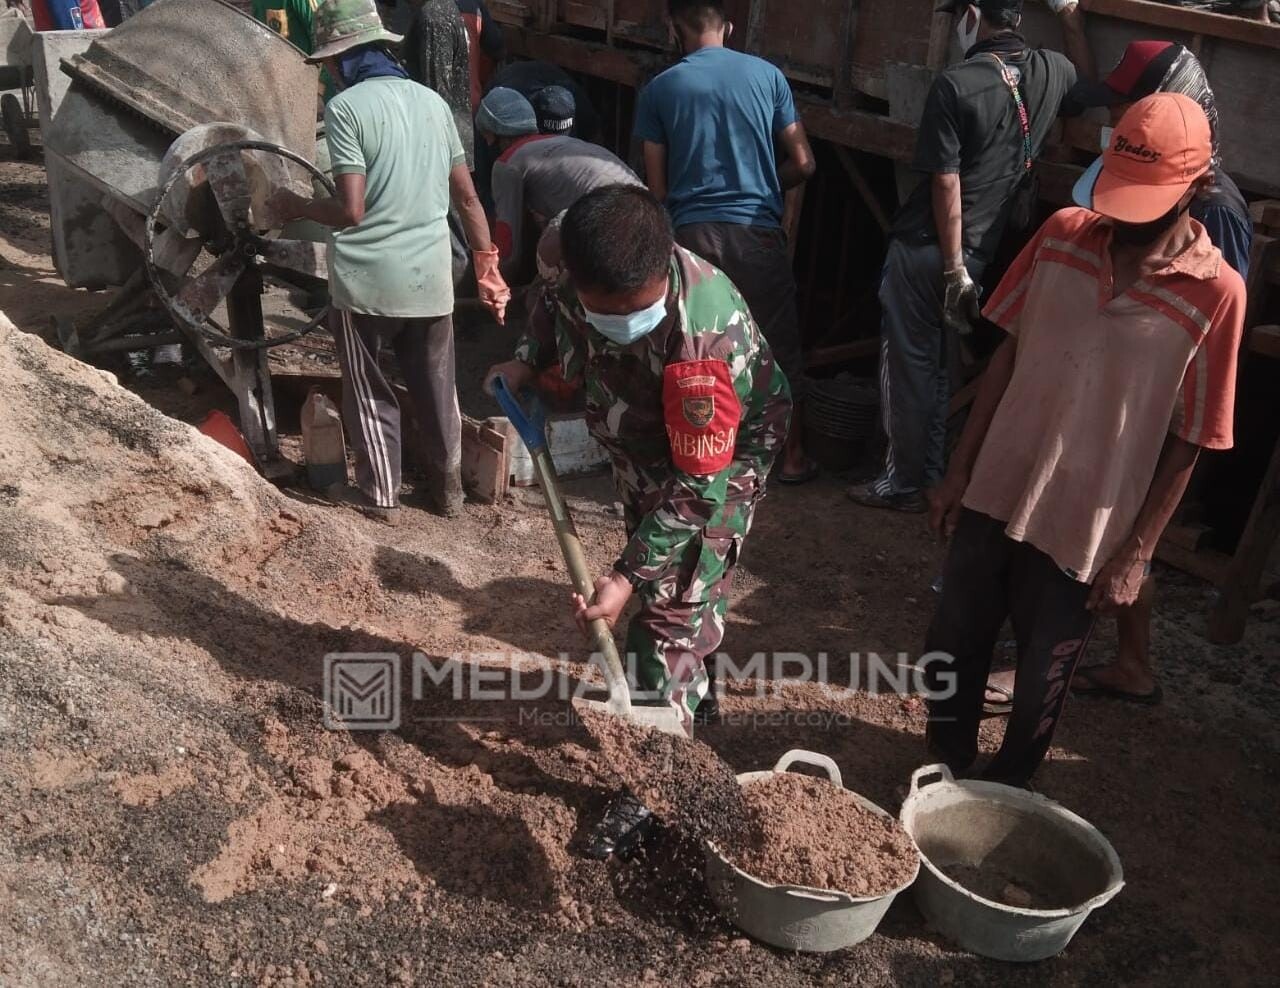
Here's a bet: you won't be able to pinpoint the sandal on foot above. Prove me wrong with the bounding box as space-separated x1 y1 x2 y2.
982 681 1014 717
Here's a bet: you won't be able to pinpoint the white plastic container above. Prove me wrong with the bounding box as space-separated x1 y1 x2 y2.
899 764 1124 962
704 750 920 953
505 413 607 487
301 388 346 492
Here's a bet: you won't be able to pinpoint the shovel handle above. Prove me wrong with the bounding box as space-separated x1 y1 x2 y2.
493 377 632 716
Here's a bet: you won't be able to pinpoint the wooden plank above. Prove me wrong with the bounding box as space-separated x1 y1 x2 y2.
796 95 917 162
1162 522 1211 553
1209 427 1280 643
1248 325 1280 360
1249 199 1280 231
1154 541 1231 586
501 26 660 87
805 337 879 370
833 144 891 234
848 0 936 99
461 415 509 504
1082 0 1280 50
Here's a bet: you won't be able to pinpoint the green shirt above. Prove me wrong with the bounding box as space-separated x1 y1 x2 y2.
324 78 466 318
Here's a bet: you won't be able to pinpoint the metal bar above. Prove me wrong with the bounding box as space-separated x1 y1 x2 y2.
224 268 279 466
83 332 184 354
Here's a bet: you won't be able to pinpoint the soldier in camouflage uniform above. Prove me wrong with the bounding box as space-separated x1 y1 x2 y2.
485 184 790 857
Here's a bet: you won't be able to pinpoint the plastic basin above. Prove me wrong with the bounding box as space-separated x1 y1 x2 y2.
899 764 1124 962
704 750 920 952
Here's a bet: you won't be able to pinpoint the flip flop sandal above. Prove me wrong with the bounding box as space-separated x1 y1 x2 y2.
776 459 820 486
982 682 1014 718
1071 667 1163 706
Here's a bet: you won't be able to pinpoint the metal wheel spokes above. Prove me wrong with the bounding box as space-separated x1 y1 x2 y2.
145 138 337 348
172 251 246 326
258 238 327 281
204 149 253 233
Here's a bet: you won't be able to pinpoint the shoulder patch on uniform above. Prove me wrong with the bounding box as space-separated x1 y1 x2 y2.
663 359 740 474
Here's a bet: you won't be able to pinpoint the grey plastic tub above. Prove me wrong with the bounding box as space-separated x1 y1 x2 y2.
704 750 920 952
900 764 1124 962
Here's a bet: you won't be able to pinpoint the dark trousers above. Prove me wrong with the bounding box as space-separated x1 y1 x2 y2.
331 309 461 508
925 509 1095 787
876 238 984 493
675 222 806 400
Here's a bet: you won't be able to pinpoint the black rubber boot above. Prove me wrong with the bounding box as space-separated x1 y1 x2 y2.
693 690 720 725
584 792 654 861
694 659 721 725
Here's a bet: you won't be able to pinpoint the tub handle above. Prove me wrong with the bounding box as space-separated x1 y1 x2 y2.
909 763 955 794
773 749 843 790
783 887 843 904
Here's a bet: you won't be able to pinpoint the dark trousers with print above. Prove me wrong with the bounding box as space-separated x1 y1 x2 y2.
924 509 1095 787
675 222 806 400
331 309 461 508
876 238 985 493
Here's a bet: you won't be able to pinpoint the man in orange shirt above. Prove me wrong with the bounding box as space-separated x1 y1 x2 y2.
924 93 1245 786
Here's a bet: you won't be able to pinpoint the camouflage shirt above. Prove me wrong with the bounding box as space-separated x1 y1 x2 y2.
515 246 792 583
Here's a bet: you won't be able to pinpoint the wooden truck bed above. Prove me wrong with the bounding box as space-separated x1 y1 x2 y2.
493 0 1280 196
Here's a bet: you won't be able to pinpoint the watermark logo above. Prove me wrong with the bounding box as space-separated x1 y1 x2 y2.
323 653 400 731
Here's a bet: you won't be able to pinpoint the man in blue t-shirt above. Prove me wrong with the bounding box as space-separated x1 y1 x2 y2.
633 0 817 483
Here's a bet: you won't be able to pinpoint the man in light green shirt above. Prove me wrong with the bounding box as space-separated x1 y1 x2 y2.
270 0 509 519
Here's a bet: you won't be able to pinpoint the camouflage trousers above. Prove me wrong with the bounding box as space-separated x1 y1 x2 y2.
622 486 759 733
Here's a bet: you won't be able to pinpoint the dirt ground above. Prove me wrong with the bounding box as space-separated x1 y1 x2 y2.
2 148 1279 987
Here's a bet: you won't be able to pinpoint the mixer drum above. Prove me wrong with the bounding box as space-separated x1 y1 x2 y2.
41 0 318 286
61 0 317 157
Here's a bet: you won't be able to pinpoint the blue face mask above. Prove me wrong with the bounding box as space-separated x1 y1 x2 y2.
582 294 668 346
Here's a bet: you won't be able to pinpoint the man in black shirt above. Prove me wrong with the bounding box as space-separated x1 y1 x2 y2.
849 0 1080 513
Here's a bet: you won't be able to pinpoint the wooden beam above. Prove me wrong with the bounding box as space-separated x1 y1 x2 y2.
1209 430 1280 643
501 27 664 87
1248 324 1280 360
1155 541 1232 587
833 145 891 234
1082 0 1280 50
805 337 879 370
796 95 918 162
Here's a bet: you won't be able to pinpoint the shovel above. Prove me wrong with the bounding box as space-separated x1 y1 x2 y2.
491 376 686 736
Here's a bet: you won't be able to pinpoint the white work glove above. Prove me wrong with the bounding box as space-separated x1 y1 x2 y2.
942 264 981 336
1037 0 1079 13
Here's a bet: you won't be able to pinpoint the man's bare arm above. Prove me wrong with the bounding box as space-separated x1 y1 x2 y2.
1088 435 1199 610
642 141 668 204
274 173 366 228
776 121 817 190
449 164 494 252
932 172 964 270
1057 3 1095 80
928 336 1017 537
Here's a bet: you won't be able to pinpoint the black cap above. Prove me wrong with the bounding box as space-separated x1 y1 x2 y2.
935 0 1024 13
1064 41 1184 110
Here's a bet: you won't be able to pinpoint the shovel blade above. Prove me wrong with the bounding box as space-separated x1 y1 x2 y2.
572 696 688 737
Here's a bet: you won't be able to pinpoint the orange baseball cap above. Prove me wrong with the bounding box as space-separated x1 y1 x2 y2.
1072 92 1211 223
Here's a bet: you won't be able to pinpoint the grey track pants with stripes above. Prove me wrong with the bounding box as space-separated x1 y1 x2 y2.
331 308 462 509
874 237 985 495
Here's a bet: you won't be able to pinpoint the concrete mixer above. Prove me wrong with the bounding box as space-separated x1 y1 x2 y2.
37 0 333 474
